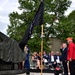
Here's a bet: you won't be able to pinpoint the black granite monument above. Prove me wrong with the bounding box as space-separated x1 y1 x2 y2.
0 32 25 70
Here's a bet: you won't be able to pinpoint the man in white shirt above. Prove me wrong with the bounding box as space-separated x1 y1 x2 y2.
55 51 61 64
48 51 57 69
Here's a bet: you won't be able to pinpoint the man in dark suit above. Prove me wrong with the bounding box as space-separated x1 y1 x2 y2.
60 43 68 75
43 51 49 65
55 51 61 65
48 51 57 69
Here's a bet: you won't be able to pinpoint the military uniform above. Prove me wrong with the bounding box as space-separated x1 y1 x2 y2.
67 38 75 75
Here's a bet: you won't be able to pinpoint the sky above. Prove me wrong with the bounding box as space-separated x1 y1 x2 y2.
0 0 20 34
0 0 75 35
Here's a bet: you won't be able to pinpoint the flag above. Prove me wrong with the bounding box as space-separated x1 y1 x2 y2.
19 0 44 51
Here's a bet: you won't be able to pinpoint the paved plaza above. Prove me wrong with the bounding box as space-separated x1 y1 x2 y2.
18 73 56 75
18 73 66 75
18 72 70 75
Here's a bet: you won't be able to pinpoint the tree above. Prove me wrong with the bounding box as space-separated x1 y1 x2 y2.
7 0 71 52
55 10 75 41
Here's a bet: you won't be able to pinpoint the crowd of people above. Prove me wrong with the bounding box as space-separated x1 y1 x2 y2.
22 37 75 75
31 37 75 75
31 51 61 70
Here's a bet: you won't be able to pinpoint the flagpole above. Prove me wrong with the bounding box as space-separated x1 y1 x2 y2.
41 24 44 75
40 1 44 75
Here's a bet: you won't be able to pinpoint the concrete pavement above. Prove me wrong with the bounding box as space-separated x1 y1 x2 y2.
18 73 70 75
18 73 61 75
18 73 55 75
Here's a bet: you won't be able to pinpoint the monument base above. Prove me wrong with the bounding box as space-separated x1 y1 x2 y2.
0 59 22 70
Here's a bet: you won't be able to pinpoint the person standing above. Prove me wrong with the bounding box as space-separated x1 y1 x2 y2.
23 45 30 75
67 37 75 75
60 43 68 75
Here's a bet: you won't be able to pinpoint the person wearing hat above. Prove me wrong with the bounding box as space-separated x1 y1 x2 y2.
66 37 75 75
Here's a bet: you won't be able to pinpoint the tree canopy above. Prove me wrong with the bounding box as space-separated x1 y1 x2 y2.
55 10 75 41
7 0 72 52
